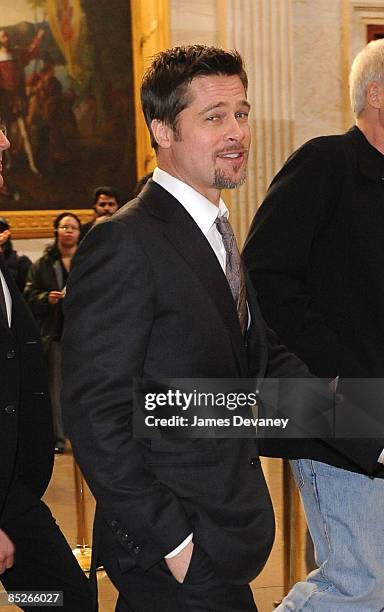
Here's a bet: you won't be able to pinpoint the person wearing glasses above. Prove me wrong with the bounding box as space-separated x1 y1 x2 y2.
24 212 82 454
0 125 92 609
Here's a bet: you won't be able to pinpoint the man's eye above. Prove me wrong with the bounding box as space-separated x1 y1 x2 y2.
206 115 219 121
236 112 249 119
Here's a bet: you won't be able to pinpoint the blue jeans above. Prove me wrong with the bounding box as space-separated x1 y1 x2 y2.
276 459 384 611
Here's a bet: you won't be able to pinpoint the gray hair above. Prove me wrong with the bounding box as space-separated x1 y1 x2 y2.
349 39 384 116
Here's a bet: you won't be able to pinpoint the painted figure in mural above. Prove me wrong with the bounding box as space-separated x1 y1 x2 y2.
0 27 44 173
57 0 74 42
0 1 135 210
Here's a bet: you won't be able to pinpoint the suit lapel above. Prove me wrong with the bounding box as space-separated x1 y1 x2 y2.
139 181 248 374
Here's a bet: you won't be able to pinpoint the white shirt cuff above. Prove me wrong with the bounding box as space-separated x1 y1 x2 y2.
164 533 193 559
377 449 384 464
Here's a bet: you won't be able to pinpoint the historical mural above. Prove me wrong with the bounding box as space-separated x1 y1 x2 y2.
0 0 135 210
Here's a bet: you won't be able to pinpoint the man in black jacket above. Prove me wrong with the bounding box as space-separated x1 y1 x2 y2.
61 45 321 612
243 39 384 611
0 125 92 610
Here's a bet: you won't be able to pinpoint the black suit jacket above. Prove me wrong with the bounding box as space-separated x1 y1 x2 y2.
62 180 310 584
0 258 53 525
243 126 384 476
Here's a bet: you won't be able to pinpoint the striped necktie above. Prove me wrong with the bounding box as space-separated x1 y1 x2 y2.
215 215 247 334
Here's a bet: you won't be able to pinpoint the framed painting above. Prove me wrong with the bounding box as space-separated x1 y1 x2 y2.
367 24 384 43
0 0 136 237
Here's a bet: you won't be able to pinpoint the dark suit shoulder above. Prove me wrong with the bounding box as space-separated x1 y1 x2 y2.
295 126 356 152
110 180 183 231
281 132 350 176
112 197 142 221
299 131 348 150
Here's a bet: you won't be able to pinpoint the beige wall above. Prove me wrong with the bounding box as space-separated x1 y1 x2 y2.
168 0 379 241
13 238 47 263
292 0 345 147
170 0 220 46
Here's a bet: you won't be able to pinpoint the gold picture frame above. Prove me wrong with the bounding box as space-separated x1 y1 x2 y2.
2 209 93 239
0 0 138 237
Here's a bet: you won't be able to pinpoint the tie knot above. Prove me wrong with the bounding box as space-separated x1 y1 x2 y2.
215 215 234 240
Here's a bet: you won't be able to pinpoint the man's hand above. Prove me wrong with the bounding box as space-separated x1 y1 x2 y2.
0 529 15 574
0 229 10 249
165 540 194 583
48 290 65 305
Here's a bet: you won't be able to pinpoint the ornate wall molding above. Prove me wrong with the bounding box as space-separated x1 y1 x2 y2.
1 209 94 239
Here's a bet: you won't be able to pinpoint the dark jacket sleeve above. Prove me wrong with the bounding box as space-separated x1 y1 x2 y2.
61 220 191 571
16 254 32 293
23 258 52 321
243 141 342 379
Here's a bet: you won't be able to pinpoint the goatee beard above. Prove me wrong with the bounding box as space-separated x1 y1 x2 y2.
213 169 247 190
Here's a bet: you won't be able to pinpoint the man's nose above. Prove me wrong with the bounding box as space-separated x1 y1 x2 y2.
225 116 246 143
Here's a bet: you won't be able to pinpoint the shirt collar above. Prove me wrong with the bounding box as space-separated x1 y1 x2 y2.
153 167 228 236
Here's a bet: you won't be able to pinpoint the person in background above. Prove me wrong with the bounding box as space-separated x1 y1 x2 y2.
24 212 81 454
0 216 31 292
243 38 384 611
80 185 119 239
0 121 92 611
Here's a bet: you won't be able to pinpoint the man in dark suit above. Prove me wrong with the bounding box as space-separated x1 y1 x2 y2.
0 124 92 610
62 45 313 612
243 38 384 610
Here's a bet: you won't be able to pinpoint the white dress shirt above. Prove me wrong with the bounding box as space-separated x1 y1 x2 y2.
0 268 12 327
153 167 228 272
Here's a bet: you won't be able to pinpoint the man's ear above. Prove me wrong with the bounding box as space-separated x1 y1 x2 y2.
151 119 172 149
366 81 384 110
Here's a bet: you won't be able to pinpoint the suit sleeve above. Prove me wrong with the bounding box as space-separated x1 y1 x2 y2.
62 220 191 570
243 142 341 378
244 143 384 473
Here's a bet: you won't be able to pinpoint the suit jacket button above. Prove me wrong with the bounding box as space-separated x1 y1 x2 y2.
4 405 15 414
133 545 141 554
110 520 118 529
250 457 259 466
127 541 134 549
6 349 15 359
